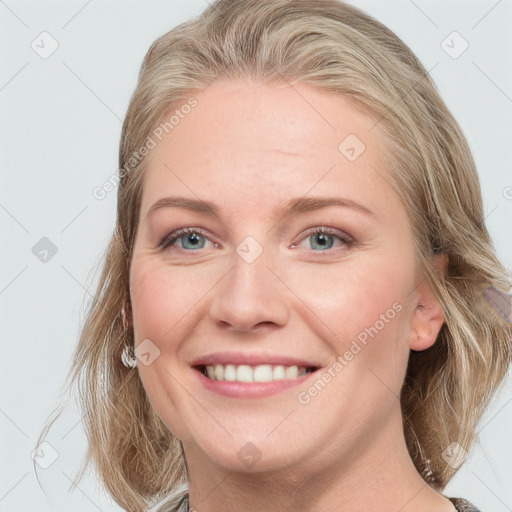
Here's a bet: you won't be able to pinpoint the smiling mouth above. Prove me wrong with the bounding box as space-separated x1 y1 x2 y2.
194 364 319 383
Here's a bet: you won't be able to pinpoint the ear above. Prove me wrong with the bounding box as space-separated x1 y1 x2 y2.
408 254 447 351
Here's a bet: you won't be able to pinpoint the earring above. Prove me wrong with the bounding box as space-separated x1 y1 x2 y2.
121 343 137 369
419 458 436 485
120 303 137 369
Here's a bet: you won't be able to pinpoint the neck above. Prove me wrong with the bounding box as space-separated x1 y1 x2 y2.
184 408 452 512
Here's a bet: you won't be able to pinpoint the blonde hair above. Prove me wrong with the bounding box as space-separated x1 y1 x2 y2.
39 0 511 510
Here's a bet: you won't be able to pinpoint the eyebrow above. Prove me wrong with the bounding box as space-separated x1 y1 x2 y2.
145 195 375 221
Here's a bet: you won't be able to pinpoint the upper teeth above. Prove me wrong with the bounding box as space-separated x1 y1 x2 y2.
204 364 309 382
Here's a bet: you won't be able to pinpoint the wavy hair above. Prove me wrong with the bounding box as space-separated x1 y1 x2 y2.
38 0 511 510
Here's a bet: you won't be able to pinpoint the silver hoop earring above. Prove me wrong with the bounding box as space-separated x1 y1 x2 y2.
121 344 137 369
420 458 436 485
120 303 136 368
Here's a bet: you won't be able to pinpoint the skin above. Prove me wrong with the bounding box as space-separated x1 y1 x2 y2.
129 78 453 512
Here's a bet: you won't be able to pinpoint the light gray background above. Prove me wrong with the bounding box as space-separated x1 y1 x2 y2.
1 0 511 510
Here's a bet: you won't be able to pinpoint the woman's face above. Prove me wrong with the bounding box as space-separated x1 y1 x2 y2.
129 79 438 475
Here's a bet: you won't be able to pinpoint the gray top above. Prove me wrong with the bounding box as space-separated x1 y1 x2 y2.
449 498 482 512
152 485 482 512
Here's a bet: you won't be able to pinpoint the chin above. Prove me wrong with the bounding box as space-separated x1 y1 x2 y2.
194 435 308 475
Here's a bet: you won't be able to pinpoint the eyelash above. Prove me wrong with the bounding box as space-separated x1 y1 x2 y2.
158 226 355 253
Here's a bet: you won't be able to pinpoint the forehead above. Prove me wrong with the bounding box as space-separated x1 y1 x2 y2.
149 78 381 157
140 79 399 222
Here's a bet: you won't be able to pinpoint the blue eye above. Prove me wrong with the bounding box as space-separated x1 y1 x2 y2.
310 232 333 250
158 226 354 253
159 227 214 251
295 227 354 251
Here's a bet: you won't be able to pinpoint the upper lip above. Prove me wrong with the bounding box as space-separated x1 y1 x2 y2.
191 352 322 368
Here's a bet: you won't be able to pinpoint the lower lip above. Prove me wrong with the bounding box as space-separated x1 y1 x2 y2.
193 368 318 398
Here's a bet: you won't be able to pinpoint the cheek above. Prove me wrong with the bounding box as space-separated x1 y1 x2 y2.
299 253 414 384
129 260 203 441
130 259 207 342
294 255 412 334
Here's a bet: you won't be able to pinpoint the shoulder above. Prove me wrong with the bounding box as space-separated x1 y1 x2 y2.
449 497 482 512
148 483 189 512
151 490 480 512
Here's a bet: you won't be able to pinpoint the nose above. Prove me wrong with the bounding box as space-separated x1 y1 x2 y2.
208 246 289 333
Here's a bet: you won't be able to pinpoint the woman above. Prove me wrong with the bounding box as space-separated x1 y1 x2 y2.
39 0 511 511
